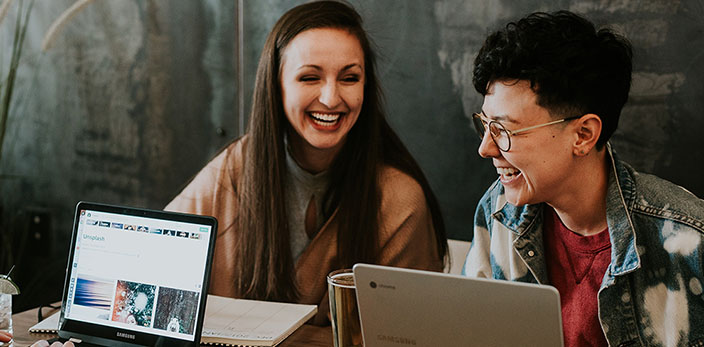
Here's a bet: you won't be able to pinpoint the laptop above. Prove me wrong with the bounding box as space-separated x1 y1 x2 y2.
56 201 217 346
353 264 563 347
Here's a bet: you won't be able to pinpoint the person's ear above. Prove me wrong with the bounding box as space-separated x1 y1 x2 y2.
573 114 601 156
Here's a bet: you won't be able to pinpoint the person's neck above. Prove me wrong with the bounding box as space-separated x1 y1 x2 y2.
287 136 342 174
548 148 610 236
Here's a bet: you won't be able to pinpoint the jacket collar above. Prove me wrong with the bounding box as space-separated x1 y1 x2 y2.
492 143 641 276
603 143 641 276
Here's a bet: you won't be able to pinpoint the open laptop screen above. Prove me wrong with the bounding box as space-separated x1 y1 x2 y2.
58 202 217 346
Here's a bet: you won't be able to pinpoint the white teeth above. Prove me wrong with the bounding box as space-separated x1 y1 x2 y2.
496 167 520 176
310 112 341 122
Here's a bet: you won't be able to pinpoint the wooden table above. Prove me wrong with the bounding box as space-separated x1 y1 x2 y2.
11 305 332 347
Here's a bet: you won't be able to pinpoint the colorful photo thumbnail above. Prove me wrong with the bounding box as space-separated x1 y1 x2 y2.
111 280 156 328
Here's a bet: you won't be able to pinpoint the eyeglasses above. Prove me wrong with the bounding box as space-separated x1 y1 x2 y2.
472 112 581 152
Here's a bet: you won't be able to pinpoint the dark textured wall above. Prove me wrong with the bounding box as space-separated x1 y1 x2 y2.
0 0 238 310
1 0 703 310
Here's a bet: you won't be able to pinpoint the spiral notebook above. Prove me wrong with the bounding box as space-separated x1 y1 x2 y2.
30 295 317 346
29 311 61 333
200 295 317 346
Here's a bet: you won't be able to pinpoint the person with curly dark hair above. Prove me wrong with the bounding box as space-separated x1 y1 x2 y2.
463 10 704 346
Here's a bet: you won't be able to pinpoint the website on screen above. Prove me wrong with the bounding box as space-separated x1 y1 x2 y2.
64 209 211 341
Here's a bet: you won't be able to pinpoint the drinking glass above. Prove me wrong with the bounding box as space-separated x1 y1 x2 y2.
0 294 12 346
327 269 362 347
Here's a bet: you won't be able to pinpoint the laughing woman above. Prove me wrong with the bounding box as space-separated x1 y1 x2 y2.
165 0 447 325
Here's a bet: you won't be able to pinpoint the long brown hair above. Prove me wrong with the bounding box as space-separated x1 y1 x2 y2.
234 0 447 302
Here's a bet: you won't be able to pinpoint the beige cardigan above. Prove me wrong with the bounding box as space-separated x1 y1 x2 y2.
165 138 442 324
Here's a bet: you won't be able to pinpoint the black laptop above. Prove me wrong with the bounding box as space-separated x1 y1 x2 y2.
56 201 217 346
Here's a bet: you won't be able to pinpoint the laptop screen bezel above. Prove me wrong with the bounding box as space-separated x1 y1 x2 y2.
58 201 217 347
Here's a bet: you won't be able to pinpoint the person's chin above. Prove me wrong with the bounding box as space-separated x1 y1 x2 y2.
305 135 345 151
504 190 532 207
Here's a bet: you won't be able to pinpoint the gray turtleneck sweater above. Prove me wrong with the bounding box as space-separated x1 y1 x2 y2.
285 147 331 260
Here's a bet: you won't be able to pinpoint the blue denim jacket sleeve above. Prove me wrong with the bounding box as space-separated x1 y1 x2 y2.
462 179 497 279
462 144 704 346
463 179 544 283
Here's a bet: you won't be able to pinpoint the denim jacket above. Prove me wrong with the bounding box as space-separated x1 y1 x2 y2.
463 145 704 346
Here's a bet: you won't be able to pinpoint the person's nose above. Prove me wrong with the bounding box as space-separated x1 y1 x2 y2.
477 128 501 159
319 80 342 108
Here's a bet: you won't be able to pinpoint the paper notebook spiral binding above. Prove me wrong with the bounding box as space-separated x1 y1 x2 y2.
29 311 60 333
30 296 317 346
202 342 255 347
200 322 304 347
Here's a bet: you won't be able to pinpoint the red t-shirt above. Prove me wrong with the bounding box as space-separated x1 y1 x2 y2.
543 207 611 347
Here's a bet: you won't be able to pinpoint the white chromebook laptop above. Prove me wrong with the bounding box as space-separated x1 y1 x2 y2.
57 201 217 346
353 264 564 347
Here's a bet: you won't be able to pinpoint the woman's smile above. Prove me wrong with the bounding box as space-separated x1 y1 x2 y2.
308 111 344 130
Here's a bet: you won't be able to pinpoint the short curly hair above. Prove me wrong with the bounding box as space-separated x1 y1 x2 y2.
472 11 632 148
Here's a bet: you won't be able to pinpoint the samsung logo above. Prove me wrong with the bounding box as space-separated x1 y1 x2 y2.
377 334 416 345
116 331 136 340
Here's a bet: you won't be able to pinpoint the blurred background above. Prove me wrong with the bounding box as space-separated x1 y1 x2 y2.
1 0 703 312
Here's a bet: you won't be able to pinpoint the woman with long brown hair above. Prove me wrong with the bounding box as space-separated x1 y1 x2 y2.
166 0 447 325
